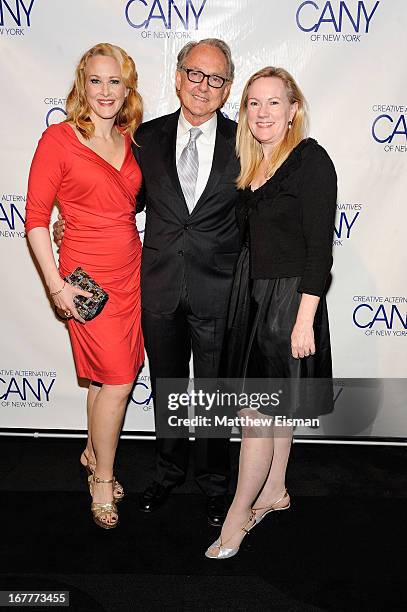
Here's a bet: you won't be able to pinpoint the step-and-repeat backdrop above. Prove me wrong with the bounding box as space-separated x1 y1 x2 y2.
0 0 405 438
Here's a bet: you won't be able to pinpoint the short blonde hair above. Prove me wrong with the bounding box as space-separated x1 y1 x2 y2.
66 43 143 141
236 67 308 189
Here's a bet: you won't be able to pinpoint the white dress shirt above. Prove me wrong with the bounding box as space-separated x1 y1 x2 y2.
176 109 217 212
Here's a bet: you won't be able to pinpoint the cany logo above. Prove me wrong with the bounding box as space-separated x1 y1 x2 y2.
125 0 207 35
296 1 380 42
334 203 361 246
44 97 67 127
45 108 67 126
0 369 56 407
130 379 153 410
0 0 36 35
352 296 407 337
0 194 25 238
371 105 407 153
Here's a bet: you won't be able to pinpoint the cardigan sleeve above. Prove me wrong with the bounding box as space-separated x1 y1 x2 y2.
298 144 337 296
25 127 66 234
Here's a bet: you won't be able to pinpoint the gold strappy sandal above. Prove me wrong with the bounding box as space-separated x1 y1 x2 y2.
90 475 119 530
112 479 125 502
81 453 125 502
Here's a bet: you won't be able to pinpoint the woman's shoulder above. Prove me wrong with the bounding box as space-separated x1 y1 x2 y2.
39 121 70 146
298 138 335 170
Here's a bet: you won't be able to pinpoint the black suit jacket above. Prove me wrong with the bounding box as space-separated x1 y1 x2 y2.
133 109 240 318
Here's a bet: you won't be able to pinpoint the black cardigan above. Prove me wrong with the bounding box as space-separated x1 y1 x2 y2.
237 138 337 297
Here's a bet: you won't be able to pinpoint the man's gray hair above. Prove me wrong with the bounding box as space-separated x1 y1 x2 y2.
176 38 235 82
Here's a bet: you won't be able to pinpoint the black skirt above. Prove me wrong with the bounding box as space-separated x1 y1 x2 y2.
221 245 334 417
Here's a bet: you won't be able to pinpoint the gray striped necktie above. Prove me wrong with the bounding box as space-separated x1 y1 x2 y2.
177 127 202 213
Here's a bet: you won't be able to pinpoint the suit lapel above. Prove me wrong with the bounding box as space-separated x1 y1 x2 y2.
191 111 235 217
160 109 235 217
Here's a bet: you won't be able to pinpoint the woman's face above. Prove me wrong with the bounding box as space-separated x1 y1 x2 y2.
246 76 297 149
84 54 128 122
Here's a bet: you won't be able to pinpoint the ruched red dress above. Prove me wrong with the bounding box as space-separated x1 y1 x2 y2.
25 122 144 384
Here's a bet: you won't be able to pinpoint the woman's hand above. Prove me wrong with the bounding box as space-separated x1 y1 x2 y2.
26 227 91 323
291 321 315 359
50 279 93 324
291 293 320 359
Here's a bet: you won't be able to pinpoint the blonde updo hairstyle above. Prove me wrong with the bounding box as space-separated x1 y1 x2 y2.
236 66 308 189
66 42 143 141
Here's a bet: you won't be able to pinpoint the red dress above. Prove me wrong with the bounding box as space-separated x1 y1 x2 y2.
25 122 144 384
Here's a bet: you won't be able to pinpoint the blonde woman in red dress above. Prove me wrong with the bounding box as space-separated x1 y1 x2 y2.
25 43 144 529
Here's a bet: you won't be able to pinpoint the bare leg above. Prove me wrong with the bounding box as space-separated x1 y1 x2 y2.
207 410 274 557
90 382 133 526
207 418 293 557
252 425 293 519
80 382 101 469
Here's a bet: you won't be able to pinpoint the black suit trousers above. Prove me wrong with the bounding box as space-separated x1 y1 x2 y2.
142 282 230 496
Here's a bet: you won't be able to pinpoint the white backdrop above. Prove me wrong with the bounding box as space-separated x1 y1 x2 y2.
0 0 406 438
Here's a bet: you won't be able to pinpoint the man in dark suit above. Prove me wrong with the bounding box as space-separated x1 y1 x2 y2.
135 39 240 525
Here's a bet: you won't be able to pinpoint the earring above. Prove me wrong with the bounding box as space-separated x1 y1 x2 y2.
288 120 293 129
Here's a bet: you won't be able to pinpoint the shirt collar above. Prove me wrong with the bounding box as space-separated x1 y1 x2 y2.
178 109 217 141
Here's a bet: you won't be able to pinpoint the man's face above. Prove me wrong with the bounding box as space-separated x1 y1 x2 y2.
175 44 231 126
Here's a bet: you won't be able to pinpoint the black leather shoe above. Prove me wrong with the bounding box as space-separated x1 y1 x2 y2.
138 481 171 513
207 494 228 527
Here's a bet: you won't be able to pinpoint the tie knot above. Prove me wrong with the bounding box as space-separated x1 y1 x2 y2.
188 127 202 143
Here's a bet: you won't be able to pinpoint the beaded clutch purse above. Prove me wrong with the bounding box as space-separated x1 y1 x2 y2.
64 267 109 321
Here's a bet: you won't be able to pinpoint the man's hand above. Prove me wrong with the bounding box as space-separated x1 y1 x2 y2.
53 213 65 247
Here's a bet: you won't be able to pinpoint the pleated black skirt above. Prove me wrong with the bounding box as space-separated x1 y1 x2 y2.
221 245 334 417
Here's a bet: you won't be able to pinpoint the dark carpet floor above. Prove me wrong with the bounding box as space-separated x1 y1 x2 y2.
0 438 406 611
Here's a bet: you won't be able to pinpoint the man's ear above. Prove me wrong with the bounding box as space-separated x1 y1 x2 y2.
175 69 181 92
221 82 232 106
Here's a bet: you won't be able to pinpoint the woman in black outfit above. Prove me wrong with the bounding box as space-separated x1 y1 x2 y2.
206 67 337 559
